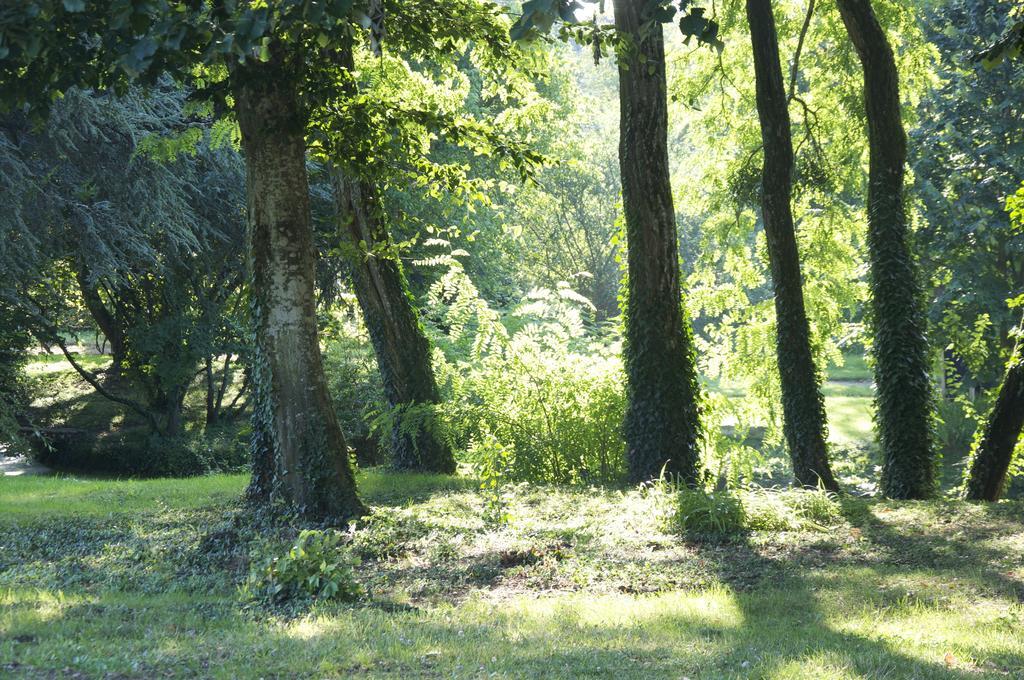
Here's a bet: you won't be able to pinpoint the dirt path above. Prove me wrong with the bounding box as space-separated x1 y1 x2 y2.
0 454 53 477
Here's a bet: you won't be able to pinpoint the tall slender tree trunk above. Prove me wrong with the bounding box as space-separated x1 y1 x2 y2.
331 169 456 473
232 53 365 521
204 356 219 429
614 0 702 484
747 0 838 491
964 316 1024 501
837 0 936 499
75 266 125 381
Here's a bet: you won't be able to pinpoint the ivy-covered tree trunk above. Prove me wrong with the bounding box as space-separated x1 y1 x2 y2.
331 169 456 473
614 0 702 484
233 55 365 521
964 317 1024 501
746 0 838 491
838 0 936 499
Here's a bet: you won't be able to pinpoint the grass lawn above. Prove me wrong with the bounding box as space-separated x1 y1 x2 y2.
825 352 872 383
2 472 1022 679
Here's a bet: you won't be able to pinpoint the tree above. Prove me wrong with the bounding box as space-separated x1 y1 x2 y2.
511 0 721 484
0 0 511 520
964 312 1024 501
0 85 249 442
978 1 1024 67
963 184 1024 501
325 43 455 474
332 173 457 473
837 0 936 499
228 45 364 518
613 0 703 483
912 0 1024 391
745 0 837 491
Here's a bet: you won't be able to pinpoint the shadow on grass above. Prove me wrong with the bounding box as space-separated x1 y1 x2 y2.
684 530 1019 678
838 498 1024 601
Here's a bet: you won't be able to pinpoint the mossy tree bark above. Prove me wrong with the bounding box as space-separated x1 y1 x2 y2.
964 317 1024 501
233 52 365 521
614 0 703 484
331 170 456 474
747 0 838 491
838 0 936 499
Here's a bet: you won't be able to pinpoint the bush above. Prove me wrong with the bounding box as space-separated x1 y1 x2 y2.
245 529 362 604
428 264 627 485
742 489 800 531
32 426 248 477
743 487 842 531
782 488 842 526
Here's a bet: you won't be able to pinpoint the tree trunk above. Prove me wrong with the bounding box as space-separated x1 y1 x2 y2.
746 0 838 491
837 0 936 499
75 266 125 381
232 54 365 521
331 169 456 473
614 0 703 484
964 317 1024 501
204 356 219 429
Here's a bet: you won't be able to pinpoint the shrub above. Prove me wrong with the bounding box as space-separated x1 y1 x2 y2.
671 489 746 537
468 431 514 525
428 263 627 485
32 426 248 477
742 489 800 531
781 488 842 527
245 530 362 604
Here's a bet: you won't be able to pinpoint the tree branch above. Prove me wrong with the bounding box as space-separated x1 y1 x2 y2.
788 0 816 102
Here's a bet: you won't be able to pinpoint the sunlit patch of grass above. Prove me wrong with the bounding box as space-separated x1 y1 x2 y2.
24 355 112 373
0 473 249 518
2 576 1020 678
825 396 874 445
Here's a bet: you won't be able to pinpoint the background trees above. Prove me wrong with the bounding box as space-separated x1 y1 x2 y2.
0 85 248 446
1 0 1022 504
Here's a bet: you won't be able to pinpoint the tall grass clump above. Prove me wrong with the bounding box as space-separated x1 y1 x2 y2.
670 485 842 537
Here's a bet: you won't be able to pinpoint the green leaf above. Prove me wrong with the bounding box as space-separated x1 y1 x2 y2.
62 0 86 11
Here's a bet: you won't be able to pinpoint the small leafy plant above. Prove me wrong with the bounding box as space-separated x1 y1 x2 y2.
469 431 514 525
245 529 362 604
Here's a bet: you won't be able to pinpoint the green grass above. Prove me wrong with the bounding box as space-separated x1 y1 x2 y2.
825 396 874 446
0 470 475 518
2 472 1022 678
0 473 248 518
825 352 872 382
